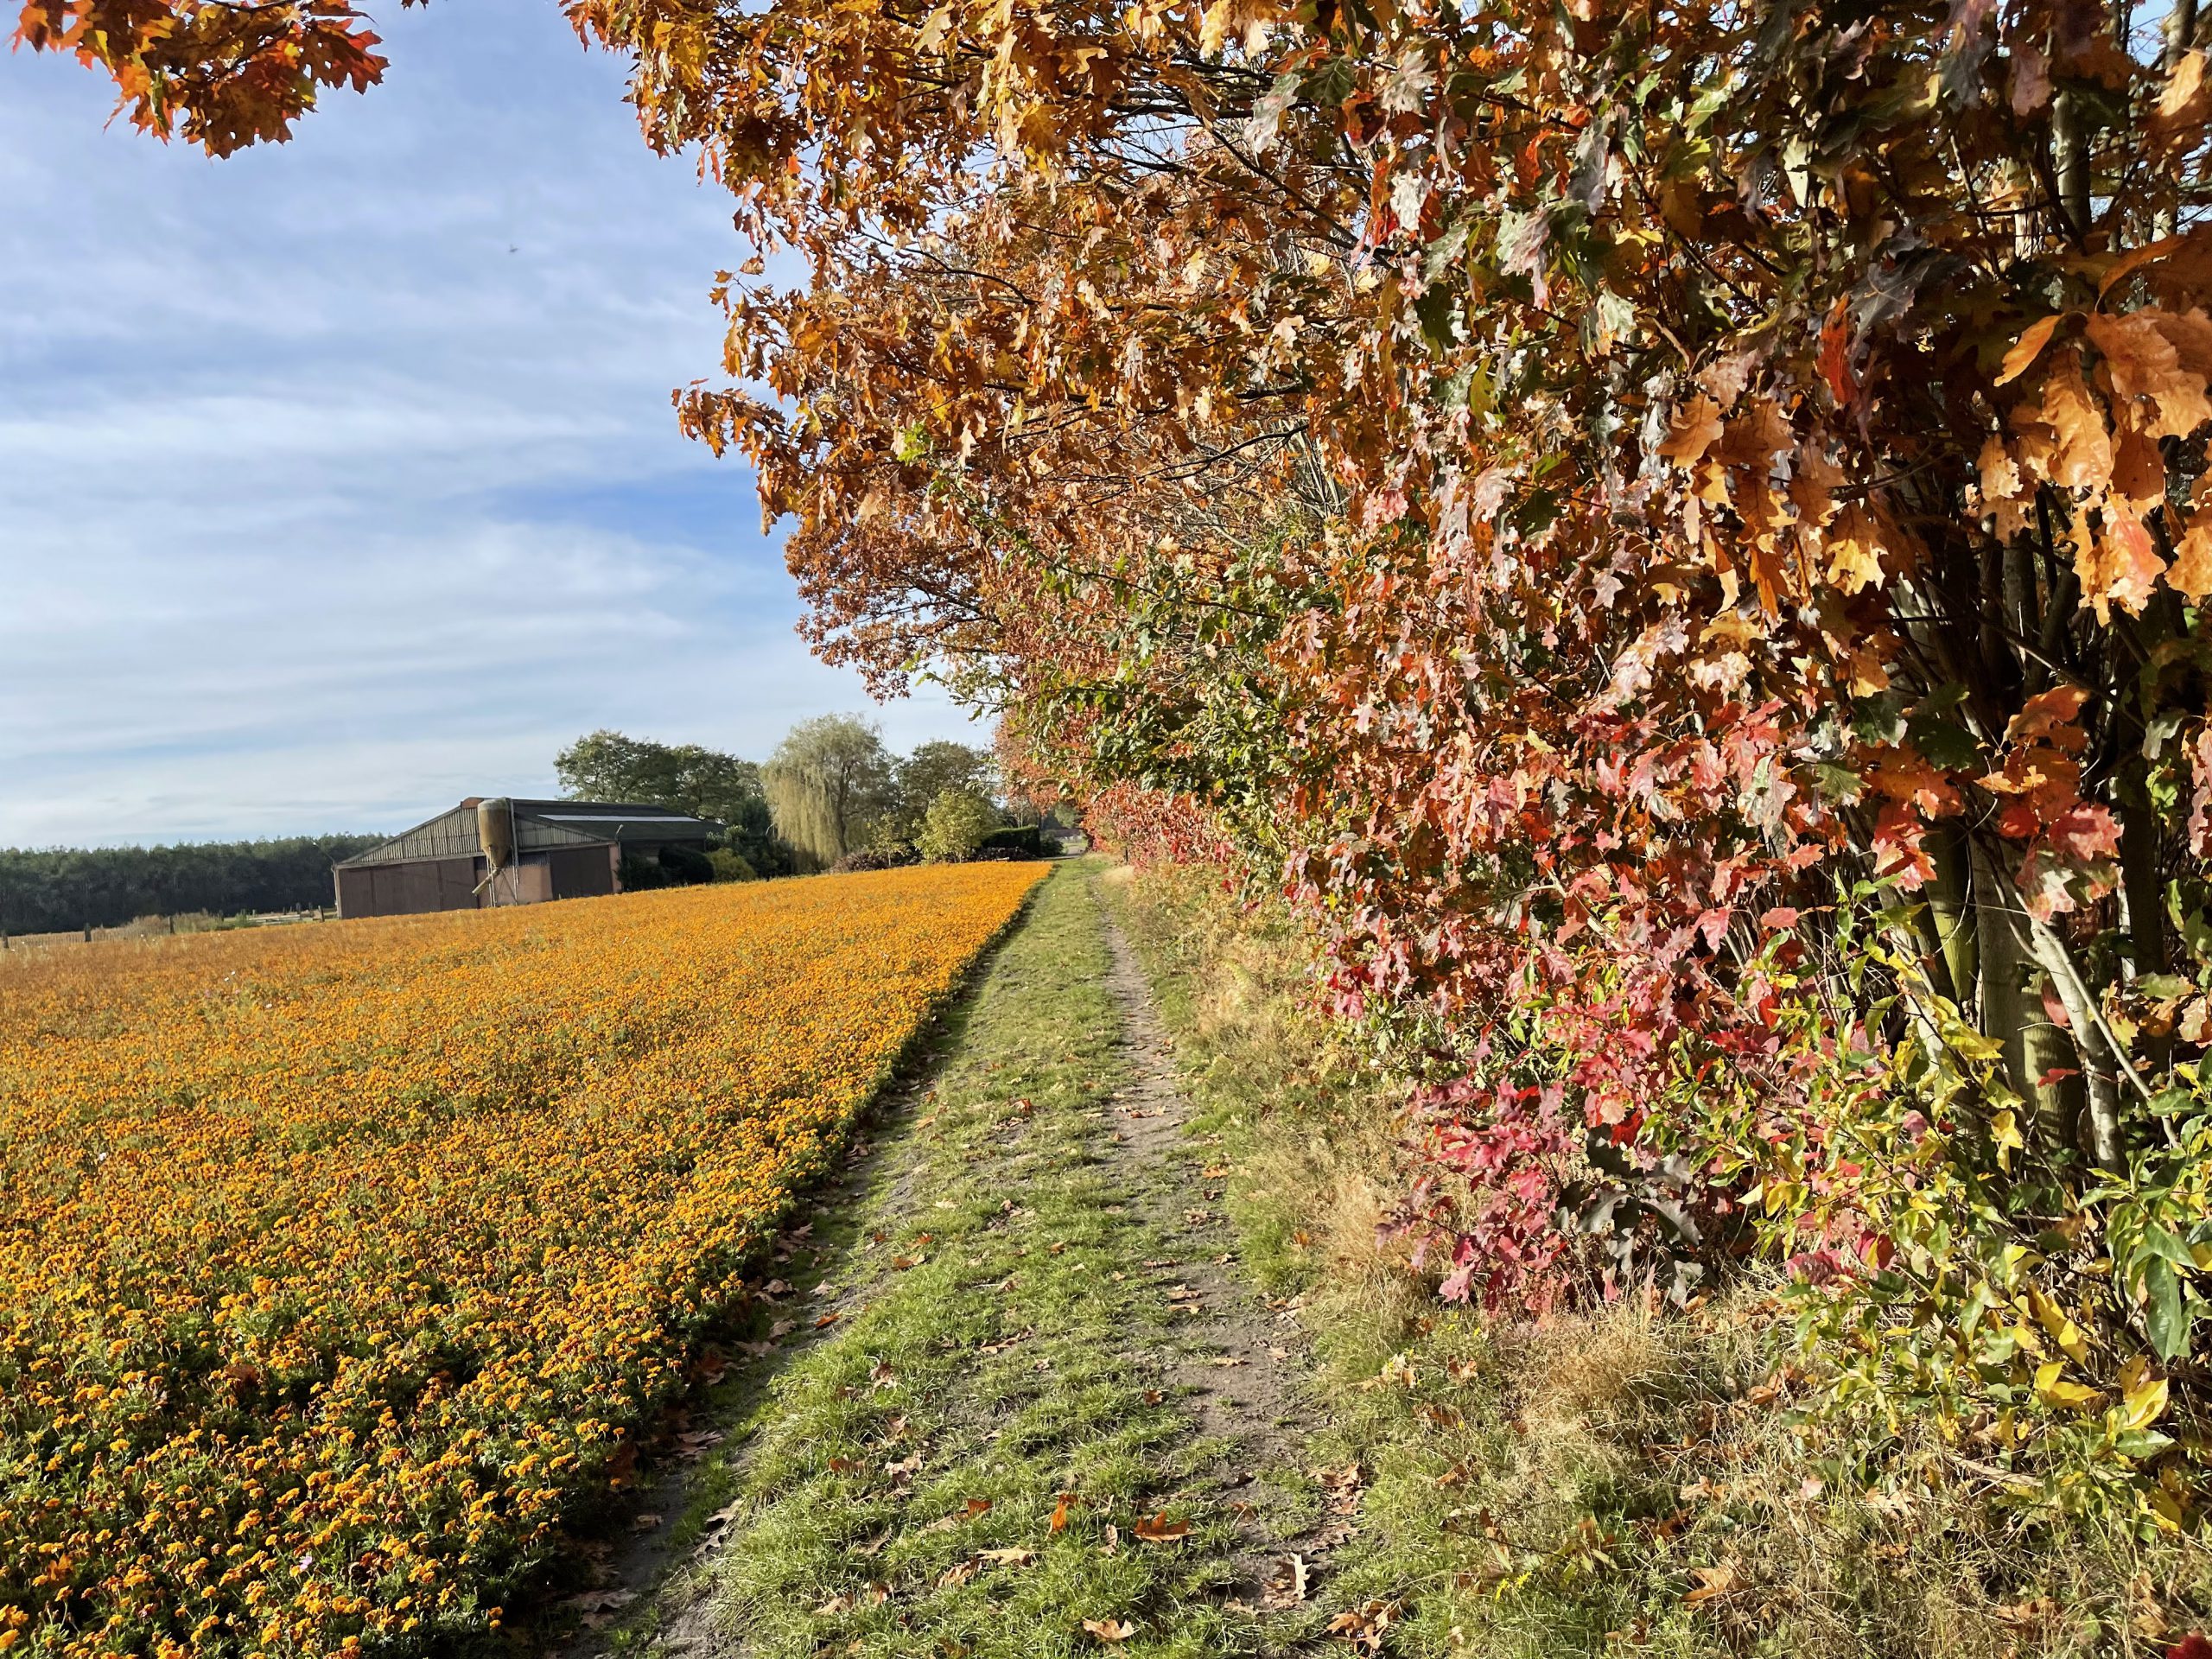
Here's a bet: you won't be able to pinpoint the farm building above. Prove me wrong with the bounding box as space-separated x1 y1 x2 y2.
334 798 720 918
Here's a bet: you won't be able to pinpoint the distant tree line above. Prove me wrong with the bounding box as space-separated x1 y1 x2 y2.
0 836 382 936
557 718 1034 880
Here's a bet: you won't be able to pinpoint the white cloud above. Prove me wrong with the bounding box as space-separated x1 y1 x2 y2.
0 0 976 847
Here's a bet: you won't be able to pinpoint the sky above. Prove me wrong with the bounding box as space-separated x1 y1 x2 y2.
0 0 981 848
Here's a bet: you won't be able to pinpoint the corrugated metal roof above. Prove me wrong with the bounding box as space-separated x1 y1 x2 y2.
338 799 721 868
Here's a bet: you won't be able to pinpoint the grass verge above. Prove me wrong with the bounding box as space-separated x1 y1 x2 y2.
1102 861 2212 1659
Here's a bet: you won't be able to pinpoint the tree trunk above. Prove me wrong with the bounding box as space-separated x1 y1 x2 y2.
1972 837 2085 1157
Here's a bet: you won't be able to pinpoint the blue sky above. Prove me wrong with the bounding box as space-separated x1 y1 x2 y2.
0 0 980 847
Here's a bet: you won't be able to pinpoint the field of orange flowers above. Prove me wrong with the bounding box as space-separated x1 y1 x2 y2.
0 862 1046 1659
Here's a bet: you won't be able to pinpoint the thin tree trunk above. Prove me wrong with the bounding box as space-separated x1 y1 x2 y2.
2053 92 2091 240
1974 837 2083 1156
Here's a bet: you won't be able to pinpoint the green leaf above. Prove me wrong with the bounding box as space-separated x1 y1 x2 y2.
1904 712 1980 771
2143 1256 2190 1361
2142 1223 2196 1269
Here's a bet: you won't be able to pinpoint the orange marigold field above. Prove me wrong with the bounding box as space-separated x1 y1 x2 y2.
0 862 1046 1658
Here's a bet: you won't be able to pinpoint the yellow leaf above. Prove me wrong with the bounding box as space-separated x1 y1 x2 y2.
2115 1357 2170 1431
2034 1360 2101 1411
2027 1287 2090 1363
1997 313 2065 385
1990 1108 2024 1170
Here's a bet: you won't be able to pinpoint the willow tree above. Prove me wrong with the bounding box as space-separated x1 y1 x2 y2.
760 715 895 869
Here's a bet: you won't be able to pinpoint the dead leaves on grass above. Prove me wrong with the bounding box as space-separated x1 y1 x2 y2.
1263 1553 1313 1607
1682 1562 1738 1605
1326 1599 1397 1651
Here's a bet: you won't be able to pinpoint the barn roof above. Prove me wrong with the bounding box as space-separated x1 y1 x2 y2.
337 799 721 868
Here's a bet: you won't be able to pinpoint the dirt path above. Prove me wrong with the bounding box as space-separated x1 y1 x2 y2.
555 865 1337 1658
1093 907 1325 1600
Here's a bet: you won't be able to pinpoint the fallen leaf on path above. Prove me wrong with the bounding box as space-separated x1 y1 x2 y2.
1083 1619 1137 1643
828 1457 862 1474
938 1560 979 1588
767 1319 796 1340
814 1313 842 1330
814 1592 853 1617
1132 1511 1190 1542
978 1548 1036 1566
630 1512 663 1531
1213 1356 1249 1369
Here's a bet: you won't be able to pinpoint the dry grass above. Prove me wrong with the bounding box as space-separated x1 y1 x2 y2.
1103 859 2212 1658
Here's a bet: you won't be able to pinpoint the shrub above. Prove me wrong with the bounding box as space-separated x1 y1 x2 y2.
657 842 716 886
617 854 668 892
916 789 1000 863
976 823 1045 860
707 848 758 882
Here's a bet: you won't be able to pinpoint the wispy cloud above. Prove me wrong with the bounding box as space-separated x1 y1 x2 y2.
0 0 977 846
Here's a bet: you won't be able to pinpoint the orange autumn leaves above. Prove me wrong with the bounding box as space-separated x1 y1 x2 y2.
1979 276 2212 620
0 863 1042 1659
